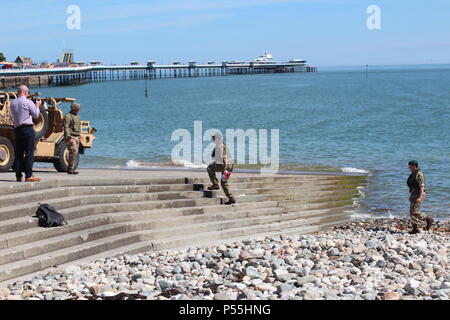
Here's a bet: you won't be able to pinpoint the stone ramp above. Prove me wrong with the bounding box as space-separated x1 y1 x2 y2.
0 173 367 282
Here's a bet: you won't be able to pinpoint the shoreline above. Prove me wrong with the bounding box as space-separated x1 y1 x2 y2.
1 217 448 300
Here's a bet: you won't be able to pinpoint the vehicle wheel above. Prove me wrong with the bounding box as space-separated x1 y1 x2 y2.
33 103 49 140
53 140 79 172
0 136 14 172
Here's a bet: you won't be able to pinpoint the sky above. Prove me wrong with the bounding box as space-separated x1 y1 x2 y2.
1 0 449 66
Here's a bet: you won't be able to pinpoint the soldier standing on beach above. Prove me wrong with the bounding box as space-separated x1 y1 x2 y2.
407 160 433 234
63 103 81 175
207 133 236 205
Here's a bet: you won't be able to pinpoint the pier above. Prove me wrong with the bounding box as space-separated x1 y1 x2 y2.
0 60 317 89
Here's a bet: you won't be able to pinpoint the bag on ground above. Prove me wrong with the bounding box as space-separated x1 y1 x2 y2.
34 203 67 228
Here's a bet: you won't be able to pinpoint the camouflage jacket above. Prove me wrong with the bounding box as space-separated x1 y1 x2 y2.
211 143 233 170
407 169 425 196
63 112 81 138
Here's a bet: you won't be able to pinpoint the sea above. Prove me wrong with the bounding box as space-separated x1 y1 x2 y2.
35 64 450 220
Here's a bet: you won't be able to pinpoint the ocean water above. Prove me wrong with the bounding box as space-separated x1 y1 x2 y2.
36 64 450 219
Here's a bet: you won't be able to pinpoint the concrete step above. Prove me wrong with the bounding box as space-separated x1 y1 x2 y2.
191 175 368 185
208 187 360 200
44 211 350 274
0 207 351 282
266 191 359 202
280 197 356 210
0 206 285 265
137 207 350 242
146 212 351 251
0 177 191 197
0 232 142 282
0 196 272 236
0 203 350 270
25 211 354 276
0 202 280 249
0 190 212 221
0 184 194 208
0 177 365 209
219 178 367 189
0 175 366 198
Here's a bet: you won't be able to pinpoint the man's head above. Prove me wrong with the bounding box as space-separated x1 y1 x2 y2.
17 85 29 97
71 103 81 115
212 133 222 145
408 160 419 172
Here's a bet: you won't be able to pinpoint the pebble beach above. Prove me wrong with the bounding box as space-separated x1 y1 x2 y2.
1 218 448 300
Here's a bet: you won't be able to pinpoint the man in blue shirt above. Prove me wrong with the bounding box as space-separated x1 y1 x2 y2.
10 85 41 182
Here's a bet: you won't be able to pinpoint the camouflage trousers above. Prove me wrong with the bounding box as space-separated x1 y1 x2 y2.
65 136 79 171
207 163 234 200
409 196 427 225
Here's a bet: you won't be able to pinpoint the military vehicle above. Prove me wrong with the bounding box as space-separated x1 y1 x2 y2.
0 91 96 172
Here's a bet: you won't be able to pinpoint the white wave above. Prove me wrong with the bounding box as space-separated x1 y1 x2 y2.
172 159 207 169
126 159 142 168
341 167 370 174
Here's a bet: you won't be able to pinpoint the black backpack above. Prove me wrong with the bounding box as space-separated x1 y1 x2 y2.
34 203 68 228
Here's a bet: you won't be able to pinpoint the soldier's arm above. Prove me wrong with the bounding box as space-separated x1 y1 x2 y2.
417 173 425 202
63 115 72 137
223 145 228 171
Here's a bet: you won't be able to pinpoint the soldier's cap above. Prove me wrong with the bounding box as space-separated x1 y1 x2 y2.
71 103 81 110
408 160 419 167
212 132 222 141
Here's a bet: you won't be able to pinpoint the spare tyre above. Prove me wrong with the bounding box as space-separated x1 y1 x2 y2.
53 139 79 172
0 136 14 172
33 102 49 139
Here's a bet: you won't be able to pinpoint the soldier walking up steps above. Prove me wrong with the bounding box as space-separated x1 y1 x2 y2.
407 160 433 234
63 103 81 174
207 133 236 205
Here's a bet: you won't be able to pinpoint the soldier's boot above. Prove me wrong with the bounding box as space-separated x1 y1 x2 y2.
425 217 434 231
224 198 236 205
207 184 220 190
67 168 79 175
409 224 420 234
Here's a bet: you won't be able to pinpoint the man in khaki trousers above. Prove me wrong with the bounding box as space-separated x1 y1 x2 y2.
63 103 81 174
207 133 235 205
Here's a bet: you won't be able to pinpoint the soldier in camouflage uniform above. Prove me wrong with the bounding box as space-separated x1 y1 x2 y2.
63 103 81 175
407 160 433 234
207 133 235 205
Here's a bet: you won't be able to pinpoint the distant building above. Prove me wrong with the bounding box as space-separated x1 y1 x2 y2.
61 50 74 65
130 61 139 65
14 56 33 68
252 52 274 64
89 61 102 66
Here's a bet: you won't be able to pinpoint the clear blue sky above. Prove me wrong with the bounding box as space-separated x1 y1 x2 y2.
2 0 449 66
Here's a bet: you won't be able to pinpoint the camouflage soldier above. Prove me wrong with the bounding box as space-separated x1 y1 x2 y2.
407 160 433 234
63 103 81 174
207 133 235 205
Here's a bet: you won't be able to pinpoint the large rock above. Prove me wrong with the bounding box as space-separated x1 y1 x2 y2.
382 292 401 300
296 275 318 286
245 266 261 279
273 268 290 282
214 292 237 300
